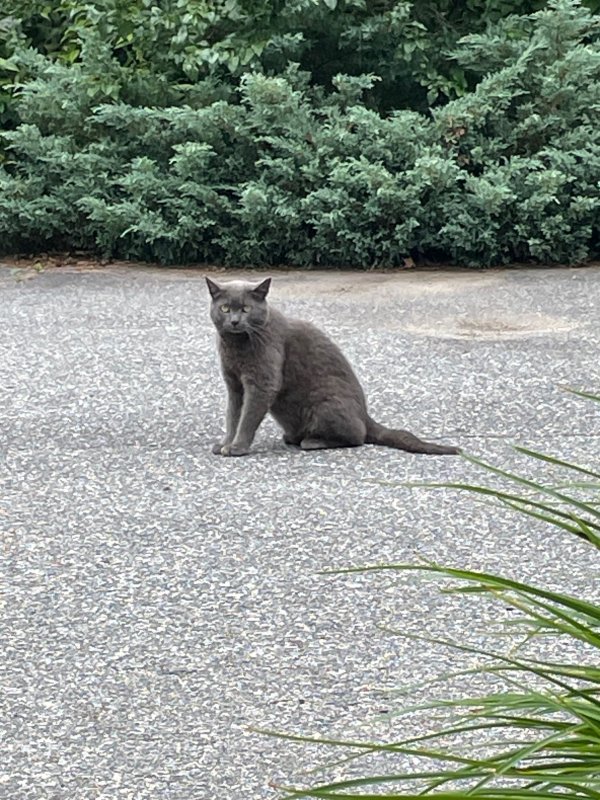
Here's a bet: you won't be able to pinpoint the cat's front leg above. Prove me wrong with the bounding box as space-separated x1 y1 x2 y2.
221 385 272 457
213 377 243 454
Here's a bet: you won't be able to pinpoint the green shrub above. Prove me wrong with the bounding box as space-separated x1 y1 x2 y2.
0 0 598 266
1 0 568 120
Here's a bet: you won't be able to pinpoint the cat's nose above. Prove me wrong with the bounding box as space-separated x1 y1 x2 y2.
231 317 240 326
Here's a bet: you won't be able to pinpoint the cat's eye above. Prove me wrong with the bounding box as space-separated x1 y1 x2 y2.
242 305 250 313
220 304 230 313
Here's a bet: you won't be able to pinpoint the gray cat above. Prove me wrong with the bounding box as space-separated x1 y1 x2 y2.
206 277 459 457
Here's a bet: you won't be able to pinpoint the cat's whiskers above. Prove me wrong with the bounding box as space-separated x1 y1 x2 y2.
247 323 269 344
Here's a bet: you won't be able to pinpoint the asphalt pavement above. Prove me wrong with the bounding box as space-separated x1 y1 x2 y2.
1 262 599 799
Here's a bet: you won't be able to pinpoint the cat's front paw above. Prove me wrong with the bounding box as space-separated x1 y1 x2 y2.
212 442 227 455
221 443 250 457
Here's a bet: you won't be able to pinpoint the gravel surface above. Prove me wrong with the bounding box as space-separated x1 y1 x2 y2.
1 262 599 799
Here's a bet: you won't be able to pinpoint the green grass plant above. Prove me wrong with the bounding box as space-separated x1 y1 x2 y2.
270 391 600 798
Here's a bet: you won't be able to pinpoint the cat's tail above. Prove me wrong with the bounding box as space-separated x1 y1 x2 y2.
365 416 460 455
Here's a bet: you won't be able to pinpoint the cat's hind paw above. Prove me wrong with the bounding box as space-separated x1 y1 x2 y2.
221 443 251 457
212 442 226 455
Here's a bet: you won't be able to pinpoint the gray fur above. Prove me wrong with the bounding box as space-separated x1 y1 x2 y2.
206 277 460 457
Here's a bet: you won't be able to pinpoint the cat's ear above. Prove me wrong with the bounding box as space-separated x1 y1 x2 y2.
251 278 271 300
205 277 222 299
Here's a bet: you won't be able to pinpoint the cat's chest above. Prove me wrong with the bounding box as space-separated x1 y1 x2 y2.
219 338 276 381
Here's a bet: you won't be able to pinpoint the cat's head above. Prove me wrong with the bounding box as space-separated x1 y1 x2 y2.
205 277 271 336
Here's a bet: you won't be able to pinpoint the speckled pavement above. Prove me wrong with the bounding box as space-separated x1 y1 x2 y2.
1 263 599 799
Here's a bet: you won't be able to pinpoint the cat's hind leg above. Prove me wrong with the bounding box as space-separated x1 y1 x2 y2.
301 402 366 450
299 435 362 450
299 438 330 450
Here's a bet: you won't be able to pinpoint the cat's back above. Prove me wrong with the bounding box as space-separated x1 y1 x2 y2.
275 308 364 396
278 309 343 356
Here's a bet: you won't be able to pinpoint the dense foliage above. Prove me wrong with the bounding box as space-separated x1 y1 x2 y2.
0 0 599 266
